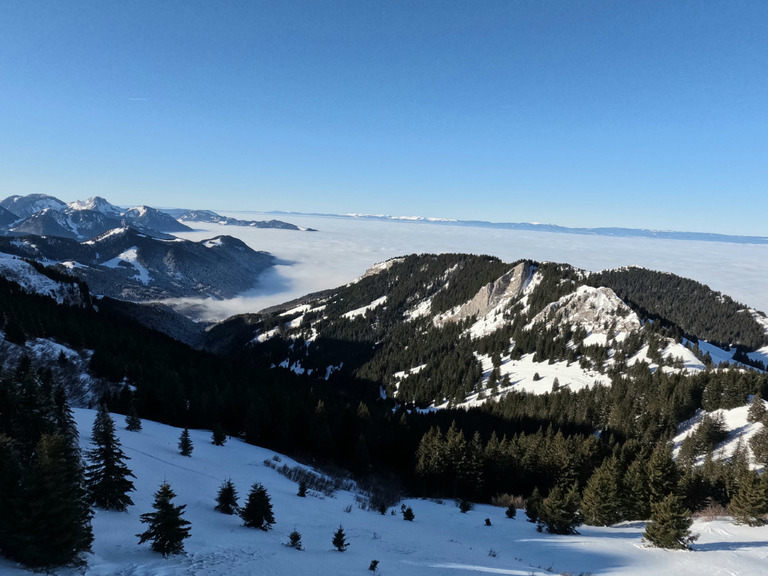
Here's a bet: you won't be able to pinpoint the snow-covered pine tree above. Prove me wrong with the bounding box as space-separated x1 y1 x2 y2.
643 493 697 549
137 481 191 556
333 524 348 551
178 428 193 456
239 483 275 530
214 478 239 515
86 404 135 511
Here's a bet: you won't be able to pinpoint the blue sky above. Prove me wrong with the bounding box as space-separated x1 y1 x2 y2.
1 1 766 235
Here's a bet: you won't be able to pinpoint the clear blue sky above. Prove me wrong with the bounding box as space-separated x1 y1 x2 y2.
1 1 766 235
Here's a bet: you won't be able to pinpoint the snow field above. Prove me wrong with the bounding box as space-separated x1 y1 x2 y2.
3 409 768 575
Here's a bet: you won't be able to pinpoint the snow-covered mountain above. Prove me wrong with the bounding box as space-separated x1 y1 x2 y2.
0 227 275 300
123 205 192 234
0 194 191 240
67 195 123 217
0 194 311 240
0 193 68 219
213 254 768 409
177 209 312 231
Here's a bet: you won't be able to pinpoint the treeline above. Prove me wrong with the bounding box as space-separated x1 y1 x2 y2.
590 267 767 350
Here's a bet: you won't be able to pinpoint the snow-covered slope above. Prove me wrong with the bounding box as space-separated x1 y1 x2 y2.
3 409 767 576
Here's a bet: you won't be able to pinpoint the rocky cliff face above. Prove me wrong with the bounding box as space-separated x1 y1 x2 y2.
435 261 534 326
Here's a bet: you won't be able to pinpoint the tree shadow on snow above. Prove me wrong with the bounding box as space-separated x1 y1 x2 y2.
693 540 768 552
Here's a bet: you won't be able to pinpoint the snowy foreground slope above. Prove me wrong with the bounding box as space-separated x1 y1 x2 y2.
4 410 768 576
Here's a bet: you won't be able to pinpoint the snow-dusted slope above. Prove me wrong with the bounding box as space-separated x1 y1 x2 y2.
0 252 88 305
3 409 767 576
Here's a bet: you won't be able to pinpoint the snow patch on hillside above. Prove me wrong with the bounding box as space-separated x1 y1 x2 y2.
0 252 84 304
101 247 152 285
449 352 609 408
404 297 433 321
673 404 766 469
342 296 387 319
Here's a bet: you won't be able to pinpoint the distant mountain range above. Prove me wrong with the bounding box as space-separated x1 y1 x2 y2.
268 211 768 245
0 194 310 302
0 194 309 240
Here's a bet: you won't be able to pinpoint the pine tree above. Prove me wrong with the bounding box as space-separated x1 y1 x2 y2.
211 423 227 446
11 434 94 568
505 504 516 519
622 456 650 520
333 524 348 551
401 504 415 521
297 479 307 497
287 529 303 550
582 456 622 526
178 428 193 456
0 371 92 569
647 441 678 508
86 404 135 511
239 483 275 530
643 493 697 549
214 479 239 515
137 481 191 557
125 406 142 432
537 482 582 535
730 469 768 526
525 487 542 523
747 392 766 423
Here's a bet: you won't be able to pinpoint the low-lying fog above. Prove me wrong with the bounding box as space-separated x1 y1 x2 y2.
167 212 768 323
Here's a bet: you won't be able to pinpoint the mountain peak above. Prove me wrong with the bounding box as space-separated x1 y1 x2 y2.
68 196 123 216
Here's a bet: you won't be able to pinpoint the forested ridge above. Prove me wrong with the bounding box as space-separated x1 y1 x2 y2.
589 267 768 350
3 253 768 566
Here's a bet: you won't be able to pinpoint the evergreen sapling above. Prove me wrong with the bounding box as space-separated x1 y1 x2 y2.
137 481 191 557
214 479 239 515
239 483 275 530
125 406 142 432
333 524 348 551
178 428 193 456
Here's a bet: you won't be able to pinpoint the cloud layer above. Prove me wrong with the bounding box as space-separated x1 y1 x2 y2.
170 213 768 323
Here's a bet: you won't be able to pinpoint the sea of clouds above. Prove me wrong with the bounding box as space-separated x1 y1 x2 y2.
167 213 768 323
